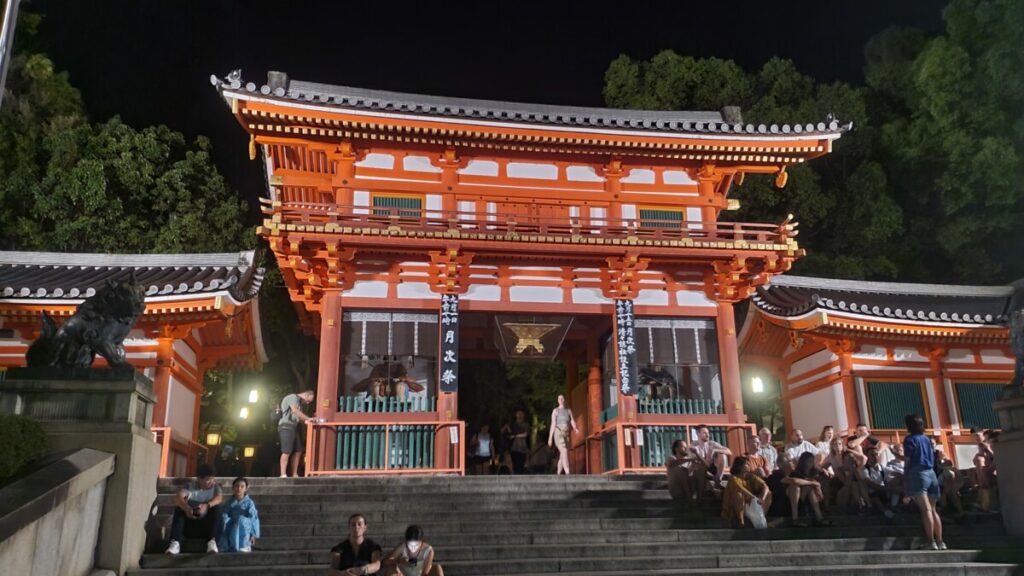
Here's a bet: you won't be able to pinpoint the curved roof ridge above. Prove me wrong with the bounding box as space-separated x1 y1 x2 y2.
0 250 257 268
768 275 1014 298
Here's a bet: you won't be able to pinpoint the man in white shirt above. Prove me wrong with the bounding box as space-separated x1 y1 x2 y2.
757 427 778 476
690 424 732 497
784 429 819 462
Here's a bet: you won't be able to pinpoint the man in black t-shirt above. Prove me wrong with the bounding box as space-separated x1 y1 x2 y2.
328 513 382 576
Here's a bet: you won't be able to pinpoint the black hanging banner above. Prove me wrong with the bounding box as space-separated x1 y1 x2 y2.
439 294 459 393
615 299 638 396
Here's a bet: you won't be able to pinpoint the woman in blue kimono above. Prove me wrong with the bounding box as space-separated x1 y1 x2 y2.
219 477 260 553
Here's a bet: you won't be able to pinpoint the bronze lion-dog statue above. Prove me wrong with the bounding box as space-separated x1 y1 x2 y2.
26 273 147 369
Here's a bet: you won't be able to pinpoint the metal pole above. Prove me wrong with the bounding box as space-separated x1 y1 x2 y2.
0 0 22 111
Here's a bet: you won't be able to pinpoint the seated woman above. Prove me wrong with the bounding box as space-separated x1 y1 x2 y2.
823 437 867 512
935 447 964 517
721 456 772 528
782 452 831 527
218 477 260 553
384 525 443 576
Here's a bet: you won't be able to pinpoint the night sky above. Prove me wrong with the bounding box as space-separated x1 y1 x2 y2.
32 0 947 216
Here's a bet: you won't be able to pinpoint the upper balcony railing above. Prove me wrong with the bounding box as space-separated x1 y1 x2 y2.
261 199 797 246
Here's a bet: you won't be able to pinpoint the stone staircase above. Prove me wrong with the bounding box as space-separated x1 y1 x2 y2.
130 475 1022 576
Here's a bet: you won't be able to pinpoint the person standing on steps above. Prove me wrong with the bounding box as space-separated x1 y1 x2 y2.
329 513 383 576
548 394 579 475
903 414 946 551
279 389 317 478
502 409 531 474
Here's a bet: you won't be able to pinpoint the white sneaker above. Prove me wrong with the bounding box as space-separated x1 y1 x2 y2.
207 539 219 553
239 546 252 553
936 541 948 550
279 474 287 478
884 510 895 519
166 540 180 555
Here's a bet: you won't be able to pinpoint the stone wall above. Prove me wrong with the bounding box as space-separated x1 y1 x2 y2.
0 449 115 576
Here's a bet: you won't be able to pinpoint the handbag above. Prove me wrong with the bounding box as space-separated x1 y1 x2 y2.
744 499 768 530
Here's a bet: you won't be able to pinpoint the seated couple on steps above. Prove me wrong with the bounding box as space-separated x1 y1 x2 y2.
328 514 443 576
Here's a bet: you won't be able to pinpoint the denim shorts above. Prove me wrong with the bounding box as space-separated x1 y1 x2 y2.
907 468 940 501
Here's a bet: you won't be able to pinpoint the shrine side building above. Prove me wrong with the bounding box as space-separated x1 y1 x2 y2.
213 70 848 474
739 274 1013 467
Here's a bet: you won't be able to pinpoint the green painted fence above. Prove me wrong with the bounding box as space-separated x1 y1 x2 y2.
637 425 729 468
600 404 619 425
955 382 1004 430
638 398 723 415
335 425 436 470
867 381 926 429
338 396 436 413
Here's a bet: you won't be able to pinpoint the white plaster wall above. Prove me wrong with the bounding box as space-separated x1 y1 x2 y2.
166 376 195 439
854 345 887 361
459 160 499 176
791 382 847 437
789 349 838 380
924 378 941 430
621 169 655 184
353 190 370 215
425 194 442 218
676 290 716 307
509 286 563 303
634 289 669 306
572 288 609 305
893 347 927 362
621 204 637 225
403 156 442 173
172 340 196 371
981 349 1014 364
463 285 501 301
396 283 440 300
566 166 603 182
355 153 395 169
663 170 697 185
345 281 389 298
946 348 974 363
507 162 558 180
686 207 702 229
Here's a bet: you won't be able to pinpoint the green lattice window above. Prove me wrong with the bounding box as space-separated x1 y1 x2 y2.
956 382 1004 430
639 208 684 229
372 195 422 217
867 381 926 429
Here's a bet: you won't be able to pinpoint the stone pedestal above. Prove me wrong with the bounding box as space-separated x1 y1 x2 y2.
993 387 1024 538
0 369 161 576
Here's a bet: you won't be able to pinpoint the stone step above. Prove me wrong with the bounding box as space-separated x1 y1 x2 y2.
155 490 677 503
126 564 1021 576
136 549 984 571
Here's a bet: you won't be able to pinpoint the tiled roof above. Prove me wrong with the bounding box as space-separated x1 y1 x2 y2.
0 251 264 302
752 275 1017 326
212 71 851 137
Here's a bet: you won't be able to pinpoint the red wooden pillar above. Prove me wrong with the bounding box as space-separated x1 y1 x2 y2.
587 363 603 474
698 175 718 226
152 337 174 429
716 301 746 453
314 290 343 473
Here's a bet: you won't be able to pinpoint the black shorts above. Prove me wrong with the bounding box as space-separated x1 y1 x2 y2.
473 455 491 465
279 426 305 454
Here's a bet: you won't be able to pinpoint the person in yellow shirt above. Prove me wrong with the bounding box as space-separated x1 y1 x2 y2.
721 456 772 528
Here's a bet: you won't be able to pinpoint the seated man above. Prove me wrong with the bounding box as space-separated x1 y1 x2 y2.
721 456 772 528
784 429 820 462
745 435 771 479
884 442 906 509
666 439 698 505
166 463 223 554
690 424 732 497
861 447 895 519
329 513 383 576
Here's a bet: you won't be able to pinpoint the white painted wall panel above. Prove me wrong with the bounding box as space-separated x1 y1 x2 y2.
635 290 669 306
167 376 196 440
791 383 846 438
396 283 440 300
789 349 838 380
463 285 501 301
621 169 655 184
355 153 395 169
507 162 558 180
676 290 716 307
403 156 442 173
459 160 499 176
173 340 197 371
980 350 1014 364
663 170 697 185
566 166 603 182
509 286 563 303
345 281 389 298
572 288 609 305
